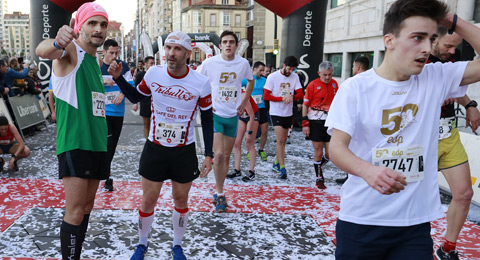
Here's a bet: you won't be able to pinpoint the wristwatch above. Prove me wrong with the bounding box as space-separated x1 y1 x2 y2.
465 100 478 109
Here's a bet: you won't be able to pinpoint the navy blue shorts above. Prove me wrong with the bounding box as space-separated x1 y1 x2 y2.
335 219 433 260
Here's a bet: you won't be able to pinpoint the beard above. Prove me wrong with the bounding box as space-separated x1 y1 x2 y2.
81 31 105 48
282 68 291 77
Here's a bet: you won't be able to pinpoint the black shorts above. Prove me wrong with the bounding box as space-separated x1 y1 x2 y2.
335 219 433 259
58 149 109 180
309 120 331 142
0 141 17 154
239 110 260 123
258 108 268 124
270 115 293 129
139 97 152 118
139 140 200 183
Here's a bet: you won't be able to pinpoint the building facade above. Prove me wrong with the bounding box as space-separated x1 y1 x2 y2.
3 12 29 58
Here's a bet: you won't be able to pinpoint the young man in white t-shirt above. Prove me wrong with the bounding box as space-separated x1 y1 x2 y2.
325 0 480 258
263 56 303 179
196 30 254 212
109 31 214 260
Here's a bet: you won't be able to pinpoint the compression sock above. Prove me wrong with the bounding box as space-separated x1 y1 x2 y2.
74 214 90 260
172 207 190 246
60 221 79 260
314 161 321 177
138 210 154 246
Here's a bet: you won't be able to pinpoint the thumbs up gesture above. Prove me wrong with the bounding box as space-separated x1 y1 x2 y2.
55 18 78 48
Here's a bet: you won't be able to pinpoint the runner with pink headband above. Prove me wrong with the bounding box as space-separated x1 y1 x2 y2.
74 2 109 34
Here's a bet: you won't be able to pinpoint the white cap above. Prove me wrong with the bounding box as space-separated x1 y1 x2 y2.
165 31 192 50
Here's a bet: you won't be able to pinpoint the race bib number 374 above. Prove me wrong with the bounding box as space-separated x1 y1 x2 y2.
372 145 424 182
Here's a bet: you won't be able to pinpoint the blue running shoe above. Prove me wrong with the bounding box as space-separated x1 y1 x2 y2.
130 244 148 260
279 167 287 179
215 195 227 212
171 245 187 260
272 162 280 172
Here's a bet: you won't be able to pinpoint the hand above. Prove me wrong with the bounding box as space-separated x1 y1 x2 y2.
113 93 125 105
132 103 138 112
51 111 56 122
283 94 293 104
199 157 213 177
442 98 455 106
439 13 455 29
104 78 115 86
302 126 310 136
237 100 247 116
363 166 407 195
55 18 78 49
466 107 480 132
7 158 14 170
3 87 9 95
107 60 123 79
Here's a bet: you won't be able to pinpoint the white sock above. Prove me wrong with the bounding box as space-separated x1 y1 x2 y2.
172 207 190 246
138 210 154 246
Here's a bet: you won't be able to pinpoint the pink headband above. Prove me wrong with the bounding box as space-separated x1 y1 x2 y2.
74 2 109 34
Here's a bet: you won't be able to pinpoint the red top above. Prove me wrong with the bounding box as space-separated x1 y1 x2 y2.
303 78 339 112
0 125 15 145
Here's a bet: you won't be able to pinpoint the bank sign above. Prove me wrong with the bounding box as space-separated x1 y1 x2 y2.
9 95 45 130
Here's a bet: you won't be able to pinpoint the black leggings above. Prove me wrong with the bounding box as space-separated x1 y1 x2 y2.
106 116 124 175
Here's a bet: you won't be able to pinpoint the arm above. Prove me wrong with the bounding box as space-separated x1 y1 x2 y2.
263 89 283 102
108 61 146 103
302 104 310 136
48 91 56 122
294 88 303 100
199 108 213 177
8 125 25 169
6 68 29 79
237 79 254 115
112 93 125 106
445 15 480 85
329 129 407 195
457 95 480 131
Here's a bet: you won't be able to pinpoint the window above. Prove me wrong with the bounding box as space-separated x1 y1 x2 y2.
222 0 229 4
235 32 240 40
247 10 253 21
210 14 216 26
327 53 343 77
235 14 241 27
350 52 374 77
223 13 231 26
194 11 202 26
331 0 346 8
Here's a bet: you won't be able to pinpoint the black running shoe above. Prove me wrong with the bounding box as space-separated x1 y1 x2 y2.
104 178 114 191
435 246 460 260
226 169 241 178
242 170 255 181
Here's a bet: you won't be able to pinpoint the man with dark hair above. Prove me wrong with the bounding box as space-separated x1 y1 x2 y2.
101 38 134 191
326 0 480 258
197 30 254 212
352 56 369 76
264 55 303 179
108 30 214 260
134 56 155 139
4 57 29 96
302 61 338 189
428 28 480 259
229 61 266 181
250 61 270 162
263 66 271 78
36 3 109 259
0 60 10 95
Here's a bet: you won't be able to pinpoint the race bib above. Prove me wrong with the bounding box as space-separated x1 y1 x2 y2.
92 92 105 117
280 85 291 97
155 122 186 144
216 86 238 103
105 91 121 105
252 94 263 105
439 117 456 140
307 108 327 120
372 145 424 182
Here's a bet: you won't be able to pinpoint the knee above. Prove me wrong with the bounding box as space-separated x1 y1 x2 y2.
141 196 158 211
172 194 188 208
452 187 474 204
